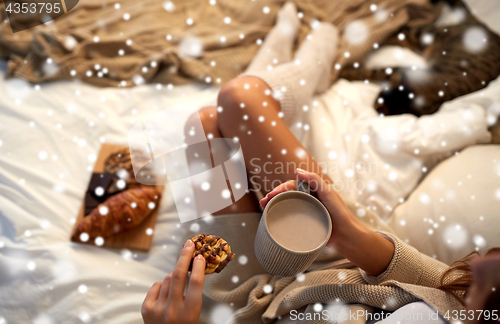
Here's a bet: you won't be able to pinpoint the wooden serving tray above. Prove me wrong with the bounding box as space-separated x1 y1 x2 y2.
70 143 163 252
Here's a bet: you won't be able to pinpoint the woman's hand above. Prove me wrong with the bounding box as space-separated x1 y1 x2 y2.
259 168 357 248
141 240 205 324
259 168 395 276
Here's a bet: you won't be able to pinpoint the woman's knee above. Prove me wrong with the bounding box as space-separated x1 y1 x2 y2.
217 76 277 131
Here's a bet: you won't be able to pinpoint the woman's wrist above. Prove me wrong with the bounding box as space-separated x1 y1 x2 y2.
331 216 395 276
331 216 368 255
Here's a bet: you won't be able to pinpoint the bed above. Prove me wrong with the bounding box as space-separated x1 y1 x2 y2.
1 61 499 324
0 61 222 323
1 1 500 323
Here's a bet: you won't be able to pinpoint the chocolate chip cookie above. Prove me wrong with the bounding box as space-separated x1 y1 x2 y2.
189 234 235 274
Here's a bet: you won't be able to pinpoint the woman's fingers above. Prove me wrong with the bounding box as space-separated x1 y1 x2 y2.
295 168 341 211
295 168 326 191
259 169 332 209
185 255 206 311
142 281 162 315
158 273 172 301
259 180 296 209
168 239 195 301
259 169 350 222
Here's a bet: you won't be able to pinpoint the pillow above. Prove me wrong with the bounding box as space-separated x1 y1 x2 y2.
388 145 500 265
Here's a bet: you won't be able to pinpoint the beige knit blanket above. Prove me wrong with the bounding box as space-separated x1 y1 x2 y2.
183 193 464 324
0 0 436 87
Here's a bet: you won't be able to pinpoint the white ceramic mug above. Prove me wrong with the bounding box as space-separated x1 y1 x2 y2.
254 181 332 277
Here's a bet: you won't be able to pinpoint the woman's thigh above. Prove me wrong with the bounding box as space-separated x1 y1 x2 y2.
184 106 261 215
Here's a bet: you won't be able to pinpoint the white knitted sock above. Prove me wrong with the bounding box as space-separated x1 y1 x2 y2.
244 2 300 74
247 22 339 124
293 22 339 94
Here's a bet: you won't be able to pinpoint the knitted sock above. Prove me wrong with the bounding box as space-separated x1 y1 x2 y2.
244 2 300 74
247 22 339 124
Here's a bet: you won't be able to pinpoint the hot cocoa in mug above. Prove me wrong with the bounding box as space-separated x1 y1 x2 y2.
254 181 332 277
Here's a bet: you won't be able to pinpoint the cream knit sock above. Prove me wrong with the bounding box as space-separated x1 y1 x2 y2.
244 2 300 74
247 22 339 124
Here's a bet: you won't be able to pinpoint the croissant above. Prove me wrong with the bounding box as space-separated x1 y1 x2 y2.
73 186 161 241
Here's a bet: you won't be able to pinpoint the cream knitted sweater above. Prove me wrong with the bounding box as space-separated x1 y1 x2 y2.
189 207 464 324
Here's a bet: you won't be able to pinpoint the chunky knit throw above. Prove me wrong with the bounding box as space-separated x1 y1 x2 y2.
0 0 436 87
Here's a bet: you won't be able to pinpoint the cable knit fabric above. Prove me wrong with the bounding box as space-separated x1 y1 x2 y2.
0 0 437 87
186 212 464 324
360 232 448 288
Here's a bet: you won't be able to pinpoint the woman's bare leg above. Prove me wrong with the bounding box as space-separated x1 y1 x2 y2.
215 23 338 195
184 75 333 214
183 18 338 211
217 75 333 196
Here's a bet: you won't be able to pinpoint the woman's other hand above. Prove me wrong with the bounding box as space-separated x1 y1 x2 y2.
141 240 205 324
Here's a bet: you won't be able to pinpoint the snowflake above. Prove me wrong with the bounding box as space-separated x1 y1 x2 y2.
295 148 306 159
495 189 500 200
344 21 368 45
238 255 248 265
221 189 230 199
210 304 234 324
473 234 486 248
27 261 36 271
356 208 366 217
163 1 175 12
190 223 200 232
463 26 488 53
78 284 88 294
201 182 210 191
313 303 323 312
80 233 89 242
33 314 53 324
95 237 104 246
79 312 91 323
117 249 133 261
443 224 468 249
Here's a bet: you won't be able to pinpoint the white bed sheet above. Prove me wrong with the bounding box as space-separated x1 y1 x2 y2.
0 60 221 323
1 68 496 324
